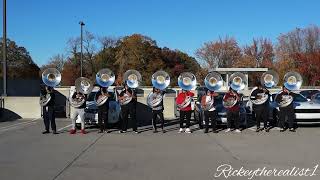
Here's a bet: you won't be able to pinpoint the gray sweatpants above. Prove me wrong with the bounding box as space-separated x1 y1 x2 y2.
71 108 85 130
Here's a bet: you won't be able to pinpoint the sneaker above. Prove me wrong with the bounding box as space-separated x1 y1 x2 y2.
235 129 241 133
256 128 261 132
289 128 296 132
69 129 76 134
134 130 140 134
225 128 231 133
204 129 208 133
162 129 166 133
81 129 87 134
280 128 286 132
42 130 50 134
265 127 271 132
178 128 184 133
105 130 111 133
185 128 192 133
119 130 126 133
52 131 59 134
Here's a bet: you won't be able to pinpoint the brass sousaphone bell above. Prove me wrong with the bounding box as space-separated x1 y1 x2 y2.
202 72 223 111
40 68 61 106
223 72 247 108
94 68 115 106
118 69 142 105
147 70 170 107
250 70 279 105
276 71 302 107
176 72 197 109
69 77 94 108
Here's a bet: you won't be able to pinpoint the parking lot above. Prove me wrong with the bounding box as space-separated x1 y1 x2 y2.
0 118 320 180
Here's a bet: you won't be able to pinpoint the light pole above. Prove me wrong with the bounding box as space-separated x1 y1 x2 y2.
2 0 7 96
79 21 85 77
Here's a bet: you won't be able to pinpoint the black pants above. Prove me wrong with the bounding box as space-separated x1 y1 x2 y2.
179 110 191 128
152 110 164 130
227 110 240 129
43 106 56 131
279 107 295 129
204 111 217 131
254 107 269 129
121 102 137 131
98 108 109 131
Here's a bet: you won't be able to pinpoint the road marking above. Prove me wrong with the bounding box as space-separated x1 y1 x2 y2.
0 118 41 133
0 118 40 131
58 124 73 132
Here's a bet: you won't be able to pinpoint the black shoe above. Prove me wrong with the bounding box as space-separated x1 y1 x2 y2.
119 130 126 133
265 127 271 132
52 131 59 134
162 129 166 133
256 128 261 132
153 130 158 133
204 129 209 133
105 130 111 133
212 130 218 133
289 128 296 132
98 130 104 133
42 130 50 134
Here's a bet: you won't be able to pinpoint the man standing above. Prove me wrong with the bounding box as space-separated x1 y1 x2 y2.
42 86 57 134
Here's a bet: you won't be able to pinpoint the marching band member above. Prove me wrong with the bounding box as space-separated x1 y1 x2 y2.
41 86 57 134
69 91 87 134
176 89 195 133
275 85 295 132
251 82 271 132
98 87 110 133
224 87 241 133
201 89 219 133
117 82 139 133
151 87 166 133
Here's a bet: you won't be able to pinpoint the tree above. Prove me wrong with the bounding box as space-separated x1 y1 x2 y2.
40 54 66 72
0 38 39 79
195 36 242 69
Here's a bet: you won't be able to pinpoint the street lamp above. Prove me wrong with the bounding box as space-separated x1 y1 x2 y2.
79 21 85 77
2 0 7 96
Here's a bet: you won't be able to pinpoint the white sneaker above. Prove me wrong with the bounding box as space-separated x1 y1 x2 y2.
225 128 231 133
178 128 184 133
235 129 241 133
185 128 192 133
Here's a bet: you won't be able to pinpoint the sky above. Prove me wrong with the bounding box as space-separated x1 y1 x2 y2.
1 0 320 66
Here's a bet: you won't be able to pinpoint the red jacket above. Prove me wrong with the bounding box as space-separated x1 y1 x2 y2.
176 91 194 111
223 91 240 112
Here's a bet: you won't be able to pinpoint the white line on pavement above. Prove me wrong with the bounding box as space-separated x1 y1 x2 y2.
0 118 41 131
58 124 73 132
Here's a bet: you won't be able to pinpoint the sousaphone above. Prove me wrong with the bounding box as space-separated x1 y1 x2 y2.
147 70 170 107
119 69 142 105
94 68 115 106
40 68 61 106
202 72 223 111
176 72 197 109
223 72 247 108
250 70 279 105
276 71 302 107
69 77 94 108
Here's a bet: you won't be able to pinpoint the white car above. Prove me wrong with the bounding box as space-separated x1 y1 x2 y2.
270 93 320 123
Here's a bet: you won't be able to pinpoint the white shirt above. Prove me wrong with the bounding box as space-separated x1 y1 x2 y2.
205 95 216 111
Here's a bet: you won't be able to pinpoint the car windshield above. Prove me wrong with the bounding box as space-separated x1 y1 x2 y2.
293 93 308 102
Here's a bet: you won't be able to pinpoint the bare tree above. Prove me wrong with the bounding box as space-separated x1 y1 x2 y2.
98 36 119 50
195 36 242 69
243 38 274 67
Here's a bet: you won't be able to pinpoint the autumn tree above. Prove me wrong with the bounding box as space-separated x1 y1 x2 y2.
0 38 39 79
195 36 242 69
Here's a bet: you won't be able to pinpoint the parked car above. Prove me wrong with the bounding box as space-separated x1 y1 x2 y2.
270 92 320 123
72 86 121 128
311 92 320 104
299 90 320 99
